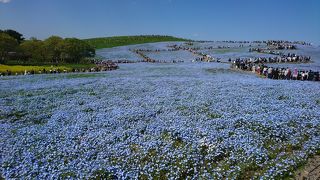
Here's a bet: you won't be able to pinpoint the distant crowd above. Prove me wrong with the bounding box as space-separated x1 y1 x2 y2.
94 60 119 70
133 50 157 63
265 40 311 46
194 40 311 46
195 55 215 62
232 60 319 81
131 49 184 63
266 43 296 50
131 46 215 63
130 48 179 52
245 52 311 63
171 44 247 51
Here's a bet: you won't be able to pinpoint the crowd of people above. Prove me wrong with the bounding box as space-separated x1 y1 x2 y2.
217 40 251 43
169 45 217 62
194 55 216 62
266 40 310 46
176 40 318 82
131 46 218 63
130 48 179 52
266 42 297 50
249 48 284 55
181 40 313 51
232 60 319 81
194 40 311 46
131 49 185 63
94 60 119 70
111 59 138 63
173 44 248 51
233 53 312 64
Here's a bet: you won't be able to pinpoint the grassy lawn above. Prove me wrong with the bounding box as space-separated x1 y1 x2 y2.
84 35 190 49
0 64 96 75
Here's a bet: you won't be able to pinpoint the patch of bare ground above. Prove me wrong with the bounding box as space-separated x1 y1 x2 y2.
295 155 320 180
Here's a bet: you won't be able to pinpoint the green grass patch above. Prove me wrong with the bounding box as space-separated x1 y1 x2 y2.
78 101 85 106
0 63 96 75
238 161 262 179
172 137 185 148
129 144 141 153
32 115 50 125
140 148 157 166
90 169 117 180
161 131 171 141
63 63 96 69
83 108 94 113
176 105 188 111
207 113 222 119
0 110 27 122
59 171 77 179
84 35 190 49
61 89 78 95
277 95 290 100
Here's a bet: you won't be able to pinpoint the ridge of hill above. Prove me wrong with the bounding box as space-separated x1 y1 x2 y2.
84 35 190 49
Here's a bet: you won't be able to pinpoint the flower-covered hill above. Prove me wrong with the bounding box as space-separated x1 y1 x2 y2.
0 62 319 179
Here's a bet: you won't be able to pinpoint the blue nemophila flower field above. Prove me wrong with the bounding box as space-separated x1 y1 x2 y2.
1 42 320 179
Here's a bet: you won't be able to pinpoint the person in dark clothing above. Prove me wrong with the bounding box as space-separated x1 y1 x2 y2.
271 68 276 79
308 71 314 81
297 71 302 80
314 72 319 81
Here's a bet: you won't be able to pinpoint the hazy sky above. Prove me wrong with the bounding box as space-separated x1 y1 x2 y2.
1 0 319 43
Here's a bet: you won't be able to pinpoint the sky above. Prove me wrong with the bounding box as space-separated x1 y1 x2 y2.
0 0 320 43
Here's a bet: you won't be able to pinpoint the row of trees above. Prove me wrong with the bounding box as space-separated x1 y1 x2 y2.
0 29 95 64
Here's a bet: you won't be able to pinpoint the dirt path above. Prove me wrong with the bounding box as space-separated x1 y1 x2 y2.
295 155 320 180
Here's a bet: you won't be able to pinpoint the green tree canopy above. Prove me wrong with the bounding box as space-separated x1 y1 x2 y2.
61 38 95 63
0 33 19 63
44 36 64 64
3 29 25 44
1 29 95 65
20 38 46 63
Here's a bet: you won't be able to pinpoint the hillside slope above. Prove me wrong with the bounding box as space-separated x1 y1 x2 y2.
84 35 190 49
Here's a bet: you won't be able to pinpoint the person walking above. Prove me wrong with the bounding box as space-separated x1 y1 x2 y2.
268 67 273 79
292 68 298 80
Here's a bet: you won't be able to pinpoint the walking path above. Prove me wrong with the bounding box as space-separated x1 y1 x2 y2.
295 155 320 180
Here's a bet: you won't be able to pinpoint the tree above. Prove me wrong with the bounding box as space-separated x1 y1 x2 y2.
61 38 95 63
0 33 19 63
3 29 24 44
43 36 64 64
20 38 46 63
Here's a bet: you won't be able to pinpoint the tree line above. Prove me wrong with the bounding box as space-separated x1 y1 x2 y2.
0 29 95 65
